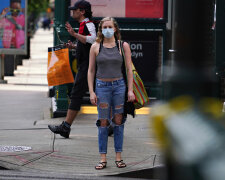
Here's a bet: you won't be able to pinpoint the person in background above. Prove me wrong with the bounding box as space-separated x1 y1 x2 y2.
88 17 135 170
48 0 96 138
0 0 25 49
42 17 51 30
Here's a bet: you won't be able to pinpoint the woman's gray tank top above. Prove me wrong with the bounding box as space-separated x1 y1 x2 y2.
96 44 123 79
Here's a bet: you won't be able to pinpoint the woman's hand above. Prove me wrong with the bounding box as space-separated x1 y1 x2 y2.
90 92 97 105
127 90 135 102
65 22 76 37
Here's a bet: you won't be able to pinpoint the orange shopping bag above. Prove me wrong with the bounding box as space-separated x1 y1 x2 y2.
47 46 74 86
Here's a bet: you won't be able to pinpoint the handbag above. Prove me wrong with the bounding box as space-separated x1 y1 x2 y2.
120 41 149 109
47 45 74 86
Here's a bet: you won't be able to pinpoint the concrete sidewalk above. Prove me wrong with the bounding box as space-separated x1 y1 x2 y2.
0 28 164 179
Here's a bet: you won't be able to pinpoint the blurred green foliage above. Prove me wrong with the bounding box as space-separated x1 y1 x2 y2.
28 0 50 16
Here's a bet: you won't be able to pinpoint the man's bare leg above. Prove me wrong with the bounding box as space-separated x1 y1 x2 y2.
65 109 79 125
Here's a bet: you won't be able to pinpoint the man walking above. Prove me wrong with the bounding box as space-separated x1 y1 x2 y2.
48 0 96 138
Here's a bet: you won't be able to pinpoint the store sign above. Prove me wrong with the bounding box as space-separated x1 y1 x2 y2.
126 0 164 18
71 0 164 18
128 41 160 83
130 42 143 58
0 0 27 55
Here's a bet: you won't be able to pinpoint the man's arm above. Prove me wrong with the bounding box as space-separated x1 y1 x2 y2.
85 22 96 44
65 22 96 44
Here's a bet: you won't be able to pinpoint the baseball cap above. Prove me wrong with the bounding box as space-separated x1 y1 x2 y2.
69 0 91 10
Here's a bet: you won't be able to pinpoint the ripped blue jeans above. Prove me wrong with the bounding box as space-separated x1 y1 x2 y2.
95 78 126 154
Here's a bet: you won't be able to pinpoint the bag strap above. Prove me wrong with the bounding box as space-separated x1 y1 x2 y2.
120 40 126 67
99 42 103 53
120 40 128 84
116 40 120 51
120 40 136 71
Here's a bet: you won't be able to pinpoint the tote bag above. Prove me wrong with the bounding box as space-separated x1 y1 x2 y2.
47 46 74 86
120 41 149 109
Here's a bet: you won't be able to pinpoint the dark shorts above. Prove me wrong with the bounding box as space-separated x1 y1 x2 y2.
68 63 88 111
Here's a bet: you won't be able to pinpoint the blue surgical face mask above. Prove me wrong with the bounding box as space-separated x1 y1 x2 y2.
102 28 114 38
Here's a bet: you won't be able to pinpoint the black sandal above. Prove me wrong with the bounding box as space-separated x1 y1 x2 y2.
95 162 107 170
115 160 126 168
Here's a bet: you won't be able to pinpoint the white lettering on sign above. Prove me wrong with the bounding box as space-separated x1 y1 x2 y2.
129 43 143 58
132 51 143 58
0 146 32 152
130 43 142 50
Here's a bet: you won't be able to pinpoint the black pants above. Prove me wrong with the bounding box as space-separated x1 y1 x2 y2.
68 63 88 111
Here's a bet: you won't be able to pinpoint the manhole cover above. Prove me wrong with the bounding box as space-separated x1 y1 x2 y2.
0 146 32 152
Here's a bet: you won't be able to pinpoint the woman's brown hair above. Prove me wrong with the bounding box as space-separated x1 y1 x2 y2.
96 17 121 43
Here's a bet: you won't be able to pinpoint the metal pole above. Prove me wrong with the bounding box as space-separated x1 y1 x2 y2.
54 0 70 46
170 0 176 71
159 2 220 180
215 0 225 101
164 0 216 100
0 55 7 84
51 0 72 117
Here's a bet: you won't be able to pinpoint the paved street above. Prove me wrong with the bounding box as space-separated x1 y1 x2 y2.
0 28 164 179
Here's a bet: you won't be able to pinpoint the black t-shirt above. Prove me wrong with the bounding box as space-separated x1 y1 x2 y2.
76 23 92 68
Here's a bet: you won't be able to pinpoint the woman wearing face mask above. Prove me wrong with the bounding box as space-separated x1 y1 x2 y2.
88 17 135 170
